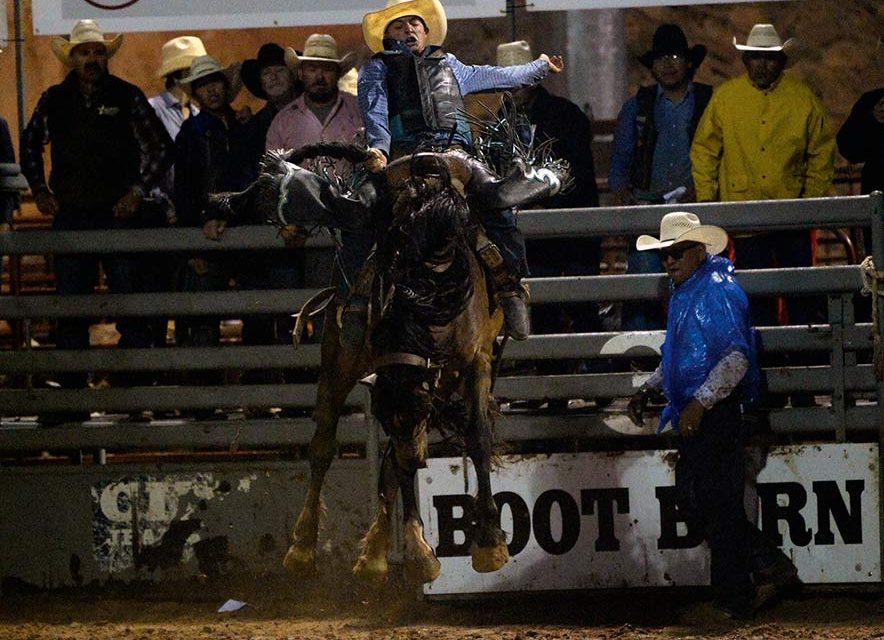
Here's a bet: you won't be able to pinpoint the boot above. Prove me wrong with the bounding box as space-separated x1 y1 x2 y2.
498 287 530 340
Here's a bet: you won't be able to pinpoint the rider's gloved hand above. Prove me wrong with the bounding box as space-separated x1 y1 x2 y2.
365 148 388 173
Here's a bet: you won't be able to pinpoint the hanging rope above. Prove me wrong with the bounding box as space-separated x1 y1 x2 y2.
859 256 884 381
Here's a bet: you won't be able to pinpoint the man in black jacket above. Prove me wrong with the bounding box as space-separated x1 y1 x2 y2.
20 20 173 424
497 40 601 405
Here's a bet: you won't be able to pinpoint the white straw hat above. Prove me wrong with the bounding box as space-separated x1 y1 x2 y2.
157 36 207 78
636 211 728 255
733 23 797 55
284 34 354 70
496 41 533 67
51 19 122 66
177 56 243 102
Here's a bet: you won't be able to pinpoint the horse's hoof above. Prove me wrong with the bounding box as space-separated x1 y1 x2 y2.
405 552 441 584
352 554 389 582
471 542 510 573
283 543 316 575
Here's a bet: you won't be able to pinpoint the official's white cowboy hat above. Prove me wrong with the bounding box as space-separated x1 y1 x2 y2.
51 19 123 66
496 40 533 67
362 0 448 54
733 23 797 55
636 211 728 255
177 55 243 102
157 36 207 78
284 34 355 70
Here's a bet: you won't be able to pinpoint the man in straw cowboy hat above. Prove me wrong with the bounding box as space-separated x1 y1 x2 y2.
610 23 711 332
627 212 798 619
149 36 207 143
691 23 835 329
496 39 601 394
172 54 266 420
20 19 173 426
266 34 361 155
351 0 565 343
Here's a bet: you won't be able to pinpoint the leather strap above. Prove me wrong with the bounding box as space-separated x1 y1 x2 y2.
373 352 439 370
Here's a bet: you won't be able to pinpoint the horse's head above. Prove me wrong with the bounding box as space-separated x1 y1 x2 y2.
371 151 477 364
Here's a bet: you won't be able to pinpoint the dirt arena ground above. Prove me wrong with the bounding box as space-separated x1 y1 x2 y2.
1 575 882 640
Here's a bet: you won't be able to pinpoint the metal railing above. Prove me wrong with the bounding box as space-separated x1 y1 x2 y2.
0 194 880 454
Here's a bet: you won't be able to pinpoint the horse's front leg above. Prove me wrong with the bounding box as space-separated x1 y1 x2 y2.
368 366 441 583
464 352 509 573
394 424 441 584
284 309 368 575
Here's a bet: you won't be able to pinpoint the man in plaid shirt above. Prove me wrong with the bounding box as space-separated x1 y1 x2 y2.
20 20 172 424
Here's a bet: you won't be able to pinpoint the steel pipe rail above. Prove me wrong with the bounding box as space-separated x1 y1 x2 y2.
0 266 863 319
518 194 882 238
0 414 370 452
0 195 879 255
0 325 870 373
0 383 368 414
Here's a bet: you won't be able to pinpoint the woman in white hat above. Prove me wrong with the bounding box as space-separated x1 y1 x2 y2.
628 211 796 619
341 0 565 344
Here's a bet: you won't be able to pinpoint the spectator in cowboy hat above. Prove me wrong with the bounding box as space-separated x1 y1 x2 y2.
19 19 173 426
149 36 206 142
610 23 712 331
691 23 835 331
173 55 268 419
627 211 798 620
265 34 360 153
496 39 601 402
241 43 302 147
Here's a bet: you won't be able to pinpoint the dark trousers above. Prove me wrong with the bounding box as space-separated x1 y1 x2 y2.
54 254 153 388
675 397 781 606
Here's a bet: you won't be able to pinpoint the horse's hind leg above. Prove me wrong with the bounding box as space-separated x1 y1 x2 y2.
464 353 510 573
352 442 398 581
284 310 368 575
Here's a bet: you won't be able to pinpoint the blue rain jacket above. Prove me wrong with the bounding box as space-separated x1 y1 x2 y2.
659 255 760 433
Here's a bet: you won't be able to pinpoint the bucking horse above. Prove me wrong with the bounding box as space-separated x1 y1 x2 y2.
208 112 570 583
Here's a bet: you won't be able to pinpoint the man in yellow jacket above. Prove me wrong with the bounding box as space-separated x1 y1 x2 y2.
690 23 835 329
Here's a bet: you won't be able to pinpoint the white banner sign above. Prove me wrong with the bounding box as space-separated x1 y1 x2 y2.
32 0 792 34
418 443 880 595
32 0 505 34
528 0 788 9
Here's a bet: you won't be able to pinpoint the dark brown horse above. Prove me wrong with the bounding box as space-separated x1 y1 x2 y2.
211 140 566 582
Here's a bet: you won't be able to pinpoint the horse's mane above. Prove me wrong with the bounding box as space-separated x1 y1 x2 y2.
372 182 476 364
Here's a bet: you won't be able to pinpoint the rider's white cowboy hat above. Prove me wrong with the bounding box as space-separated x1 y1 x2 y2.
177 55 243 102
362 0 448 54
284 34 355 71
157 36 207 78
496 40 533 67
51 19 123 66
636 211 728 255
733 23 797 56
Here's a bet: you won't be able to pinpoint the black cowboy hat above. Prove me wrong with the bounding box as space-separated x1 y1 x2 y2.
241 43 292 99
639 24 707 69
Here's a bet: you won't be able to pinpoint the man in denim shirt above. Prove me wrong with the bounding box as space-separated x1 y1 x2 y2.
609 24 711 331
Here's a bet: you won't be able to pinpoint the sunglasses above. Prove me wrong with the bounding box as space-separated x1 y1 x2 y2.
660 242 702 261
